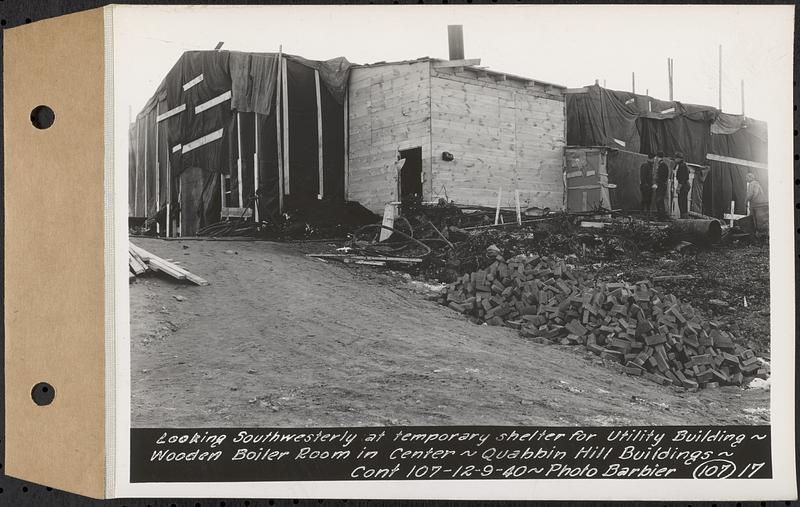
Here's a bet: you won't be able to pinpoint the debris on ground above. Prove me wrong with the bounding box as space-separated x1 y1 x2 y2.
129 242 209 286
196 200 380 240
435 249 767 390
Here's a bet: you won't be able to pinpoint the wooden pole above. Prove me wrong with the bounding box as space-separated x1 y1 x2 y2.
343 87 349 201
133 123 139 217
143 116 148 218
631 72 635 94
281 56 290 196
514 189 522 225
718 45 722 110
741 80 745 115
668 58 674 100
253 114 260 222
220 173 225 209
155 112 160 235
177 179 182 237
314 69 324 199
166 158 170 237
275 47 284 213
494 187 502 225
236 111 244 207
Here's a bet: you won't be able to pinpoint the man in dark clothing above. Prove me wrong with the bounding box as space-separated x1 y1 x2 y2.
639 153 655 212
674 151 690 218
654 151 670 219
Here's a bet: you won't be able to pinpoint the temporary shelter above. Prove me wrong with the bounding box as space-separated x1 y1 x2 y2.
565 84 767 219
346 58 567 214
129 50 351 236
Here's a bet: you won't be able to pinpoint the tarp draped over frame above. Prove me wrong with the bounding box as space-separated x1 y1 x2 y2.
129 50 352 228
567 84 768 218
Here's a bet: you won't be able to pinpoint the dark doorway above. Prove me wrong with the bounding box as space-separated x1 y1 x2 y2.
398 147 423 202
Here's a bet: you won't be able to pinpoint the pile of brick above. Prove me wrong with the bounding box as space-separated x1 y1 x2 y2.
438 251 767 391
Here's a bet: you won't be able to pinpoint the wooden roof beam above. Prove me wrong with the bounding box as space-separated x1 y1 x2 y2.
433 58 481 68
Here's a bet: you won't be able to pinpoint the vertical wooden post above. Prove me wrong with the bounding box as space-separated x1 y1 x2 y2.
343 87 349 201
281 56 290 196
166 156 171 237
143 118 148 218
729 201 735 226
236 111 244 207
220 173 226 210
177 178 182 237
133 123 139 217
494 187 502 225
718 45 723 110
514 189 522 225
155 113 160 235
275 48 284 214
668 58 674 100
253 113 260 222
314 69 324 199
631 72 635 94
741 80 745 115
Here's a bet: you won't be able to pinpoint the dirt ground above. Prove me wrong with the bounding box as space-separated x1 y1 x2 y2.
130 238 769 428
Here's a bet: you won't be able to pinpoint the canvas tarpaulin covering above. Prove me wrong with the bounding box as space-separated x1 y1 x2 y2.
129 50 352 230
566 84 768 218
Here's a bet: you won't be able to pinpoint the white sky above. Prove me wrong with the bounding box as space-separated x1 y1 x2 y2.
113 4 793 123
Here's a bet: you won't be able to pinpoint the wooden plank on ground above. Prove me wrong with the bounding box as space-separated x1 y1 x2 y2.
130 242 209 285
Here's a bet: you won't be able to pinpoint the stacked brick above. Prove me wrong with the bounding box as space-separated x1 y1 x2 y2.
438 252 767 391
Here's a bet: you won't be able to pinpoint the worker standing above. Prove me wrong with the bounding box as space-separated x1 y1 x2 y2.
746 172 767 230
654 151 669 219
674 152 690 218
639 153 655 213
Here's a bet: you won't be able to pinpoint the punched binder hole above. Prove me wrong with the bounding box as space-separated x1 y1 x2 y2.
31 382 55 406
30 105 55 129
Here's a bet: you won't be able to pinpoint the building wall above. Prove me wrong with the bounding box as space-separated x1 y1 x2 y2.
429 68 566 210
347 60 432 213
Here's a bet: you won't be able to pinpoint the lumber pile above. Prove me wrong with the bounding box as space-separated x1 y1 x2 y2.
437 252 766 391
129 242 209 286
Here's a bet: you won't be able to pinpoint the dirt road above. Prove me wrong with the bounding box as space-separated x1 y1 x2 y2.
130 238 769 428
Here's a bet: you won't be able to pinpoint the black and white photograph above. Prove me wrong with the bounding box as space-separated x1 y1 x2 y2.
111 4 795 499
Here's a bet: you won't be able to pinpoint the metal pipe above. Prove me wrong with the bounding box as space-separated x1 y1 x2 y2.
670 219 722 245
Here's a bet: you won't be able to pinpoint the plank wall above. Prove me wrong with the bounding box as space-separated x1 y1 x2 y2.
429 68 566 210
347 61 432 213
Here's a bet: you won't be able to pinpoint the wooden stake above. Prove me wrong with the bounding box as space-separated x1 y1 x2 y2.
632 72 636 94
275 48 284 213
515 189 522 225
315 69 324 199
281 56 290 195
494 187 502 225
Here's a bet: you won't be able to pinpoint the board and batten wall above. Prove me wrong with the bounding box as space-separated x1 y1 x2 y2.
347 61 432 213
429 67 566 210
346 61 566 213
